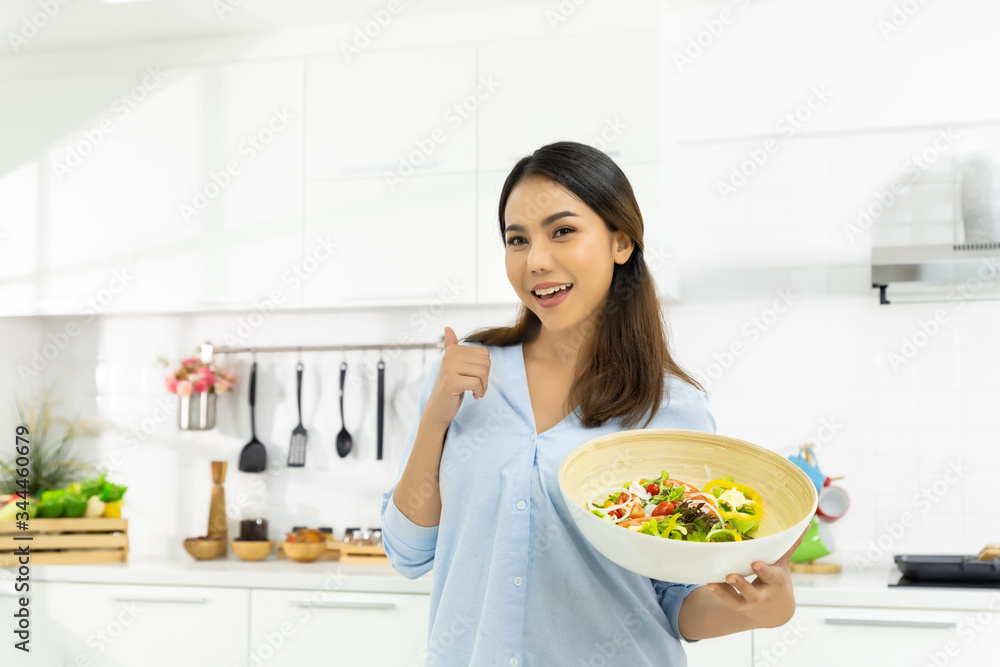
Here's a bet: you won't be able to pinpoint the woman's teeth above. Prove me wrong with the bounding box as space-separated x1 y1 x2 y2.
533 283 572 297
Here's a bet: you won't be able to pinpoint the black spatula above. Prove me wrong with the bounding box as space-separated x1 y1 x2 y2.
238 361 267 472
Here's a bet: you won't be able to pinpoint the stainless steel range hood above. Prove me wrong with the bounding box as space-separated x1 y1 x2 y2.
871 243 1000 304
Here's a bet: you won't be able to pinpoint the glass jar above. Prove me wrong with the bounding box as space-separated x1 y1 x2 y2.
343 527 361 544
367 528 383 548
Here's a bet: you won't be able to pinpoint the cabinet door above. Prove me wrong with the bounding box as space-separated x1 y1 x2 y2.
42 582 248 666
0 582 65 666
306 45 477 179
0 69 140 315
685 631 752 667
125 59 305 312
250 589 430 666
477 32 661 171
303 174 477 307
752 605 1000 667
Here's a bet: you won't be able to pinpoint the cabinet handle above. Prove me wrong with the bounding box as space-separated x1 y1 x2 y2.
823 618 957 629
292 601 397 611
111 596 209 604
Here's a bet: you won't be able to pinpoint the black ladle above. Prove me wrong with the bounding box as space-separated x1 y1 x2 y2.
238 361 267 472
336 361 353 458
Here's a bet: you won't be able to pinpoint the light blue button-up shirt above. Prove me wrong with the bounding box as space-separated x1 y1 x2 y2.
381 341 718 666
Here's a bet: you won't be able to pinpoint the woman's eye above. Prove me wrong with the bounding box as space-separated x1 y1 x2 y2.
505 228 573 247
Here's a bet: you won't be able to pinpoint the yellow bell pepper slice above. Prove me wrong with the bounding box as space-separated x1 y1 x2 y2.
703 478 763 535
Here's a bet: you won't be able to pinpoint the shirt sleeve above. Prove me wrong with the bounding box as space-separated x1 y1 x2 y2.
380 351 444 580
651 580 703 642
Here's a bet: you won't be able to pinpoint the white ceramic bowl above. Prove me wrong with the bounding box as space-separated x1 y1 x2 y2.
558 428 817 584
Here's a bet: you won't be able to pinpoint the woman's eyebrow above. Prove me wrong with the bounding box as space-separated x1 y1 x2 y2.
505 211 580 234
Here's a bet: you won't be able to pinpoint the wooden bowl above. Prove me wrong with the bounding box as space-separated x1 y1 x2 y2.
231 539 274 561
183 537 225 560
281 541 326 563
558 428 817 584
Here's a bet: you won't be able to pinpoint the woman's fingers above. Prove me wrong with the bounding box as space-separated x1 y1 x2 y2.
709 583 748 611
751 561 786 585
722 574 763 604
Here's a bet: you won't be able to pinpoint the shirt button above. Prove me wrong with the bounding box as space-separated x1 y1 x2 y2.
516 500 526 511
514 576 523 586
510 659 519 667
529 432 536 441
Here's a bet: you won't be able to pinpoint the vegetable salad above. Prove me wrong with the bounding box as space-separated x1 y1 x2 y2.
587 471 763 542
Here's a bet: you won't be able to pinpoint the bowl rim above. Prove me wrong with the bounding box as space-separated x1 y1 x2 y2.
558 427 818 547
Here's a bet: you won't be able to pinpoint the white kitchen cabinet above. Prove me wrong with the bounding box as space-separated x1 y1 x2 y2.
303 173 477 308
0 582 65 667
752 605 1000 667
685 630 752 667
40 581 249 666
306 45 477 180
476 163 681 304
249 588 430 666
0 69 141 315
477 31 662 172
125 59 305 312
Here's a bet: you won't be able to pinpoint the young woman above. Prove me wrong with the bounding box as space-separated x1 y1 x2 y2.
381 141 802 666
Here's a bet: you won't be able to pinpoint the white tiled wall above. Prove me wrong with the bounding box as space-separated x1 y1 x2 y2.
2 0 999 573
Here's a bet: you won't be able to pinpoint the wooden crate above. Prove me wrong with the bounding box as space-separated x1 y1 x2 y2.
0 518 128 566
327 542 389 565
276 540 389 565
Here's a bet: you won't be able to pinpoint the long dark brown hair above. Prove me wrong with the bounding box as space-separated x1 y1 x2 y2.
464 141 705 429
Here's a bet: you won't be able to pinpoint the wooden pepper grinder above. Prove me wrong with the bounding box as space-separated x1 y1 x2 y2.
208 461 228 556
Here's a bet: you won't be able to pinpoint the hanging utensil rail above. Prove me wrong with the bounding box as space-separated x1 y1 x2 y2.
198 340 445 361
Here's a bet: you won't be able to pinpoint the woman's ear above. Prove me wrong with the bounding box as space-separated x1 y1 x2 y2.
613 232 635 265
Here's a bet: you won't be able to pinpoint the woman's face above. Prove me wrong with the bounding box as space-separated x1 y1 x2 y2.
503 175 634 338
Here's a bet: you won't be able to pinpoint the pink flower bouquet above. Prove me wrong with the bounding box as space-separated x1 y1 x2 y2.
161 356 235 396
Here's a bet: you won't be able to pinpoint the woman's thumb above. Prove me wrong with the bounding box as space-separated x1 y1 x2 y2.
443 326 458 347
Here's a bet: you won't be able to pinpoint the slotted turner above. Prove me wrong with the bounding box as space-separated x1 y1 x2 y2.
287 362 307 467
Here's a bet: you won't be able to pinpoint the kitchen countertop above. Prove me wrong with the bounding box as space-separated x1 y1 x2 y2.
17 551 1000 611
23 553 432 595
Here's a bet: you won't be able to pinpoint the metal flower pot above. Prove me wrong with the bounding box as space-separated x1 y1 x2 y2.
178 392 217 430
